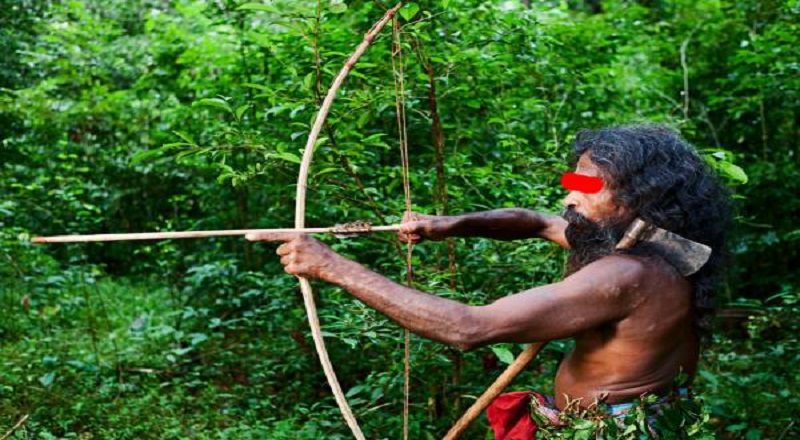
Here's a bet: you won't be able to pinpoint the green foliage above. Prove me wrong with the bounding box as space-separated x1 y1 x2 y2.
533 394 714 439
1 0 798 438
699 288 800 439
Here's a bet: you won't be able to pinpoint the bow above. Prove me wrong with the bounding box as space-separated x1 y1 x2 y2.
295 4 548 438
293 4 403 439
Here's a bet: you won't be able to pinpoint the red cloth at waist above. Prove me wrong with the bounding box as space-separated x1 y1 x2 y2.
486 391 542 440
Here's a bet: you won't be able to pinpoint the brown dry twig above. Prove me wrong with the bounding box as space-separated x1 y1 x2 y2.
1 414 29 440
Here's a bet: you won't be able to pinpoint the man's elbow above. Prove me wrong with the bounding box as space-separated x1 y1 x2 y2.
447 310 491 352
450 337 482 352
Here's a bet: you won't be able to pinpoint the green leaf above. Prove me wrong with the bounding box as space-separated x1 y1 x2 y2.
400 3 419 21
726 423 747 432
315 167 340 177
313 136 329 151
491 345 515 365
173 347 193 356
345 384 366 398
329 0 347 14
246 31 276 50
189 333 209 346
719 161 748 184
237 2 277 13
243 82 270 91
39 372 55 388
362 133 387 145
193 98 232 114
290 104 306 119
745 429 763 440
235 104 250 121
130 149 163 165
130 143 189 165
173 131 197 146
273 152 301 164
303 72 314 92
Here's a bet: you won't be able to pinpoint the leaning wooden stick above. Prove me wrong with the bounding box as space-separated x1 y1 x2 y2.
31 224 401 243
443 342 547 440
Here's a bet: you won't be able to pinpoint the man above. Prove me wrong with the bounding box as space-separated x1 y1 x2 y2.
249 125 730 437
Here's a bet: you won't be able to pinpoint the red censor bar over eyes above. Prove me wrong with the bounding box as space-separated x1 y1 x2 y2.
561 172 604 194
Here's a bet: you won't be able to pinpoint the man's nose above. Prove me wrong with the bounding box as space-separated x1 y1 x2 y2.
563 191 580 209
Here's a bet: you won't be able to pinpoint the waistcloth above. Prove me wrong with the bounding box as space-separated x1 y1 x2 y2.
486 388 691 440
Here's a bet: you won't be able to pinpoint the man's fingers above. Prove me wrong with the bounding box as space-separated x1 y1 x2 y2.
398 232 421 242
276 242 292 256
397 219 421 244
245 231 301 242
399 221 422 233
284 264 300 276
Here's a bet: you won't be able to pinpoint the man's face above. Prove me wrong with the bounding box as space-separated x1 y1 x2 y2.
561 153 632 273
562 153 626 223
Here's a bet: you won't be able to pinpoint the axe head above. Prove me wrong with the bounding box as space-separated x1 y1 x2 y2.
616 218 712 277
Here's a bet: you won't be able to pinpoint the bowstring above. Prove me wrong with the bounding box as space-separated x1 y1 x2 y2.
391 16 413 440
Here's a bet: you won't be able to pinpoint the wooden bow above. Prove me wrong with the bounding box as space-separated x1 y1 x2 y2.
295 4 546 439
292 4 403 439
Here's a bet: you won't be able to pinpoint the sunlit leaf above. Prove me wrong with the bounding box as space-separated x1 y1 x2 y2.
235 104 251 121
400 2 419 21
329 0 347 14
237 2 277 13
173 131 197 146
491 345 515 365
719 161 748 184
193 98 232 113
273 152 301 164
39 372 55 388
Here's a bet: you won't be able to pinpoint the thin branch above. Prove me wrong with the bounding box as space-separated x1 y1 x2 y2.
698 104 722 148
391 18 414 440
313 0 323 103
412 36 459 292
778 420 796 440
759 96 769 159
680 38 691 120
679 25 701 122
549 89 571 149
0 414 29 440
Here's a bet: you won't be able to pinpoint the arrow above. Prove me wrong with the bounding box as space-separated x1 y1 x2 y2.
31 223 401 244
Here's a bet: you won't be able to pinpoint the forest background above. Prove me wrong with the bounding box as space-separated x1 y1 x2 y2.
1 0 798 438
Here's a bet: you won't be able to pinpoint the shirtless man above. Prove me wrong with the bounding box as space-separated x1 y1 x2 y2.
249 125 730 434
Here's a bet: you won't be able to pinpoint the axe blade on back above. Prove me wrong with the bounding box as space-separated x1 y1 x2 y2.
616 218 712 277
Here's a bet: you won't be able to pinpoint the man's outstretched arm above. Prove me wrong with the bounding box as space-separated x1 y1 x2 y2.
249 233 639 350
399 208 569 248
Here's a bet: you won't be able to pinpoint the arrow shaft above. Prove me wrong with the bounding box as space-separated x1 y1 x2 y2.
32 225 401 243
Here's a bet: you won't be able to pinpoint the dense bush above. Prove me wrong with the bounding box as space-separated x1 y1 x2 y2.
1 0 798 438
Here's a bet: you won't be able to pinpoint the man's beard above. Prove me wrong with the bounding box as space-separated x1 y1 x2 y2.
562 207 630 276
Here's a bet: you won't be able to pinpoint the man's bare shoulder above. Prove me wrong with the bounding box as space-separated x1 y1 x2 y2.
569 253 689 301
568 253 689 303
565 253 649 288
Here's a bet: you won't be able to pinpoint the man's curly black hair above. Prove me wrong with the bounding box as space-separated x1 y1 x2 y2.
573 124 732 333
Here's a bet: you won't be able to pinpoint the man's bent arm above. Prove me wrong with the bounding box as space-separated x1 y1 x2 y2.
322 253 640 351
